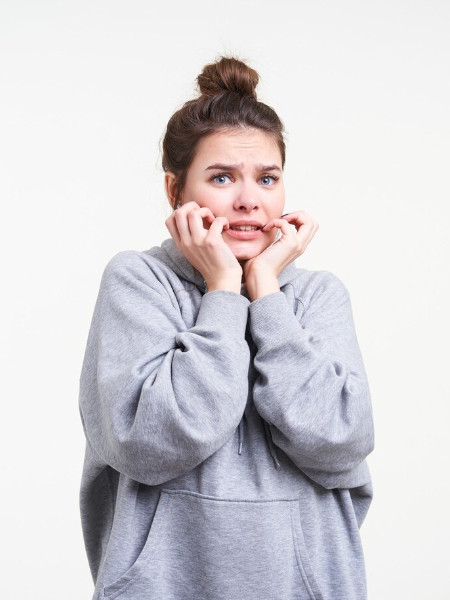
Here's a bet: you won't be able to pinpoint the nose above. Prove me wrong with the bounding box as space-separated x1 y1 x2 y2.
233 182 261 212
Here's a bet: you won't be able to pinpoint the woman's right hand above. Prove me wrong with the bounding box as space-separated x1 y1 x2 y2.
165 201 243 293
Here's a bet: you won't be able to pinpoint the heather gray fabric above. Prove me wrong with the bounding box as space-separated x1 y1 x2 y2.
79 237 374 600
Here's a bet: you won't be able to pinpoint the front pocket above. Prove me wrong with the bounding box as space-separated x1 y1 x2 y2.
102 491 170 599
102 489 323 600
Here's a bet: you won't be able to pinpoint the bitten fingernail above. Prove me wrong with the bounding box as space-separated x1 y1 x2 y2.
281 213 290 217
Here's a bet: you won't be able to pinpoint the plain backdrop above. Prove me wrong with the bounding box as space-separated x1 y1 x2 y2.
1 1 449 598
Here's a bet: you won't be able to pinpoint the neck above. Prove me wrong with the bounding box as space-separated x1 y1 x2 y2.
239 260 246 283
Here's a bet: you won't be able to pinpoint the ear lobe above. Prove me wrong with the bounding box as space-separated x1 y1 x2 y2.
164 172 178 209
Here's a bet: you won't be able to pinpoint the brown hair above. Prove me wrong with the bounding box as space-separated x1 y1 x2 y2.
161 56 286 205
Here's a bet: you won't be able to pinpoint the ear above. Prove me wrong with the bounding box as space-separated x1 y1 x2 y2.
165 172 179 209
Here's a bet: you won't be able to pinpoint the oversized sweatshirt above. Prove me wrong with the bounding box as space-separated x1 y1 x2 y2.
79 237 374 600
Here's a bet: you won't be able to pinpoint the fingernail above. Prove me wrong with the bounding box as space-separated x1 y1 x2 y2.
281 213 290 217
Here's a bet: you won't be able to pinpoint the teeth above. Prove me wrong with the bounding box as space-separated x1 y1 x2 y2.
231 225 259 231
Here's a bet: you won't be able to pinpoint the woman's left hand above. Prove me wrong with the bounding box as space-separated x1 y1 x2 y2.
243 210 319 286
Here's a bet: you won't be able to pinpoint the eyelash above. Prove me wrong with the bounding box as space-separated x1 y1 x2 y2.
208 173 279 185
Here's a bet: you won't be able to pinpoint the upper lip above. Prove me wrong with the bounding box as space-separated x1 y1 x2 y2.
228 220 264 229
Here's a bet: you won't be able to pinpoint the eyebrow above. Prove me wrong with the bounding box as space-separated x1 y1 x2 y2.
205 163 282 172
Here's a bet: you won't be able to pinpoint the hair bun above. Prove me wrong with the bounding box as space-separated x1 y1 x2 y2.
197 56 259 100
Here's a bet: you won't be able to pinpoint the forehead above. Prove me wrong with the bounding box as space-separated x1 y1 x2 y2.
192 128 282 167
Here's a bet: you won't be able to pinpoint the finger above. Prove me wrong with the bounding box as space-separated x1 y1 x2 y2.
262 218 297 233
268 219 314 252
173 207 191 242
280 216 316 243
207 216 230 238
281 211 319 234
196 206 216 227
187 207 216 241
174 203 211 241
269 218 297 238
265 215 316 241
286 212 319 244
181 204 215 223
165 213 181 245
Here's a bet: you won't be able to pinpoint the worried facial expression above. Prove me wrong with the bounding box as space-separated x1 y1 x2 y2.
170 128 286 262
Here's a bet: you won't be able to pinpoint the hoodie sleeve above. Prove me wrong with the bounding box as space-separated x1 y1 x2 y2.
248 271 374 490
79 251 251 486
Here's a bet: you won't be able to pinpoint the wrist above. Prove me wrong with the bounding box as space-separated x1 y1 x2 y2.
205 274 242 294
245 270 280 301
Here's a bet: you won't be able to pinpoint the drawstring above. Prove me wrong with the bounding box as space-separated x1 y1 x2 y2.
238 418 244 455
236 415 281 469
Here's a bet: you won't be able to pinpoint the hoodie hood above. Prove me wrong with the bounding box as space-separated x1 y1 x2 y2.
144 237 300 294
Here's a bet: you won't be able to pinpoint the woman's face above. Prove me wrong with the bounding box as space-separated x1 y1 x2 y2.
168 128 285 262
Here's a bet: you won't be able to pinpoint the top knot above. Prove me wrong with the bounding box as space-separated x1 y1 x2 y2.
197 56 259 100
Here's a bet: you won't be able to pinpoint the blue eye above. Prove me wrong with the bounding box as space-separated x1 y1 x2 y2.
209 173 279 185
260 175 278 186
211 174 232 185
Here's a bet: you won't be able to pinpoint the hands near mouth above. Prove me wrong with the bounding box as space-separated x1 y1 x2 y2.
165 202 243 293
243 211 319 300
165 202 319 299
250 210 319 276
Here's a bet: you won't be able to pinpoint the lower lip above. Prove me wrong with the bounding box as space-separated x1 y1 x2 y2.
225 228 263 240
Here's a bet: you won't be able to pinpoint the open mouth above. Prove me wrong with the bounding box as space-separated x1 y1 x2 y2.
226 227 263 240
229 225 261 231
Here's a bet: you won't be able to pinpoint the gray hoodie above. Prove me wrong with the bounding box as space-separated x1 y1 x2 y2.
79 237 374 600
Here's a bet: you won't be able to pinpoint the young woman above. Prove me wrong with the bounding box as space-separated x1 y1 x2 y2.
79 56 374 600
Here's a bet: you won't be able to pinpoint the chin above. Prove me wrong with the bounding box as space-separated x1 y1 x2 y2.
234 253 256 262
229 242 269 262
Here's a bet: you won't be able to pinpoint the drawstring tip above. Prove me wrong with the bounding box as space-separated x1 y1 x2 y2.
237 418 245 456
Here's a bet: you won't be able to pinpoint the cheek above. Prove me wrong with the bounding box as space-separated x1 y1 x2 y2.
186 185 224 212
275 192 285 213
202 193 231 216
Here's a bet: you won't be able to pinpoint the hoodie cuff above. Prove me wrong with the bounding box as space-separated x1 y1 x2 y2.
248 292 301 346
196 290 250 337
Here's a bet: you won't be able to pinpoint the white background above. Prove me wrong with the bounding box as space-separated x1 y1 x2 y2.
1 1 449 598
